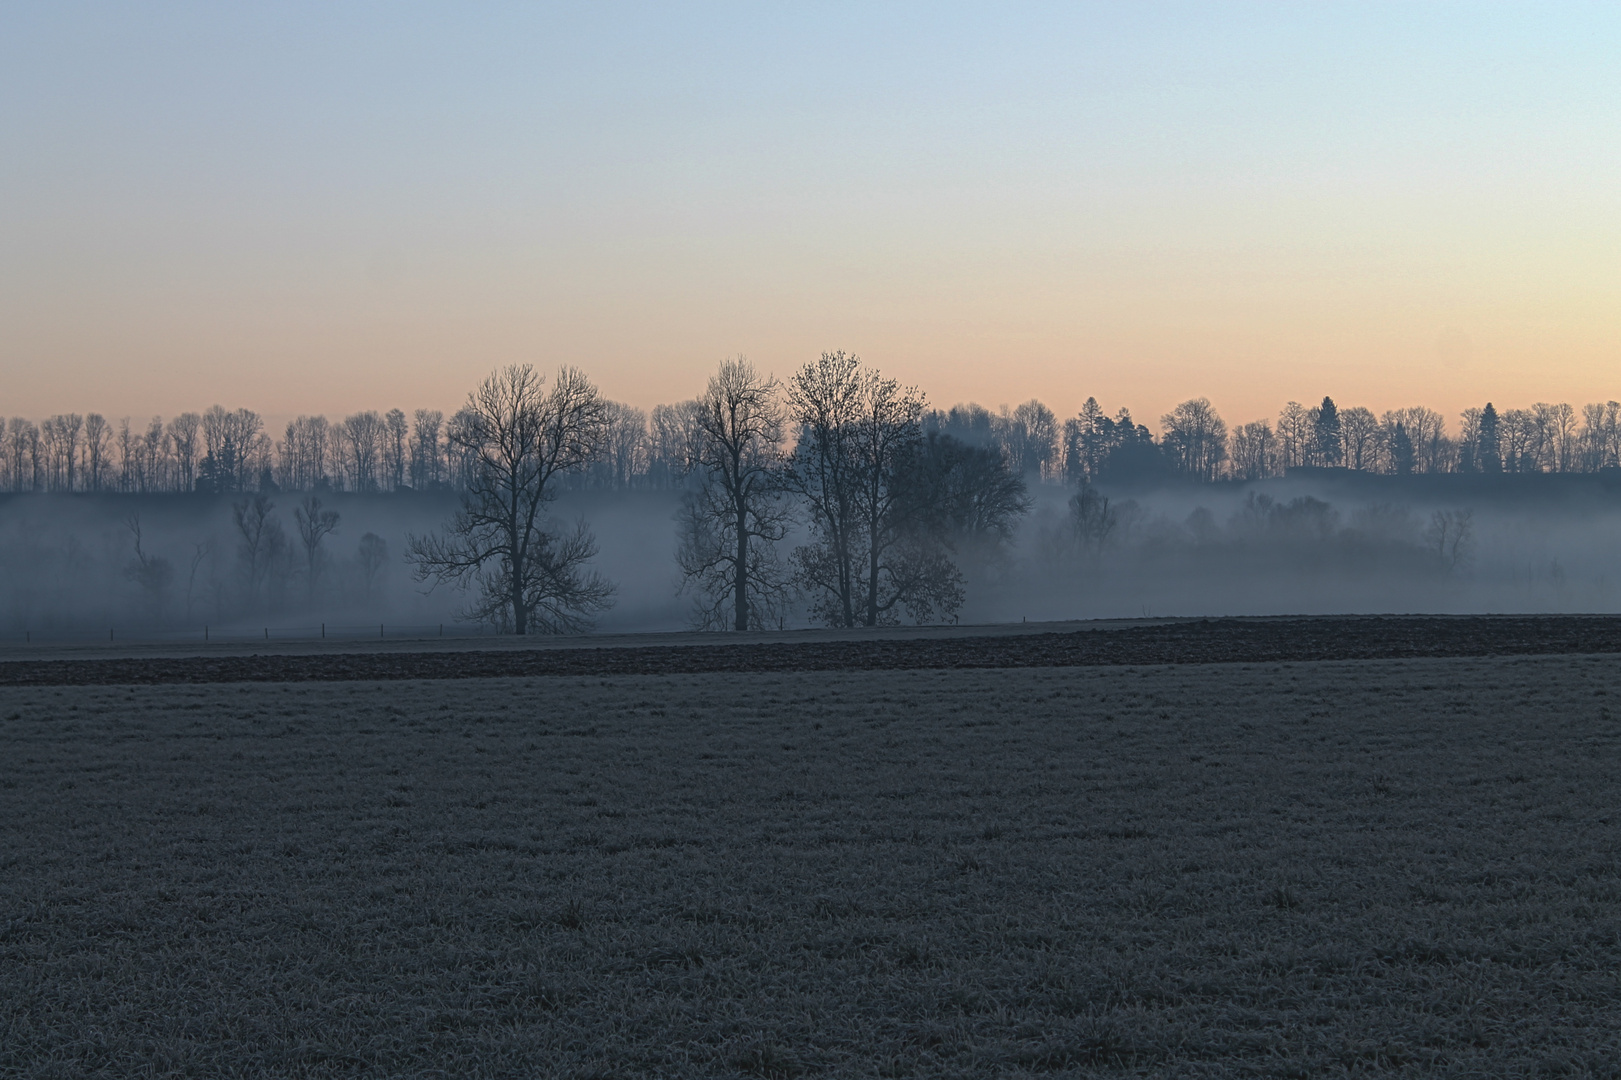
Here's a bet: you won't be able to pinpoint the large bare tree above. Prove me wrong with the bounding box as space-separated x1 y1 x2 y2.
784 351 962 627
407 365 614 634
677 357 792 631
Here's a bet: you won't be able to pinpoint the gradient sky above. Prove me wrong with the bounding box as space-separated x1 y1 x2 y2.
3 2 1618 432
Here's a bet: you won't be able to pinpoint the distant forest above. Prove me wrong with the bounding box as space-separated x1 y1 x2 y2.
5 382 1619 497
3 355 1619 635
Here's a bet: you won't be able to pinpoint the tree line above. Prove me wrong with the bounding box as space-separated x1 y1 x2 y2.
7 388 1620 498
0 401 697 496
10 359 1587 633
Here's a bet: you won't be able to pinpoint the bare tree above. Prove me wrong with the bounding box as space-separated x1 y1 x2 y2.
167 413 200 492
1534 402 1577 473
294 495 341 603
1229 420 1276 480
1339 406 1379 471
358 532 388 604
58 414 83 491
41 415 81 491
184 540 212 621
83 414 110 492
1424 509 1474 571
410 409 444 488
1067 485 1118 556
1160 398 1228 481
782 352 869 627
1454 406 1483 473
407 365 614 633
383 408 409 491
1384 406 1449 473
202 406 263 492
38 417 60 490
996 400 1059 479
122 514 174 617
5 418 38 491
232 493 285 610
278 416 331 491
1276 401 1311 469
114 418 135 491
648 400 700 488
443 407 482 490
596 402 648 489
784 351 962 627
677 357 792 631
340 411 384 492
140 417 166 491
1501 408 1536 472
1579 402 1621 471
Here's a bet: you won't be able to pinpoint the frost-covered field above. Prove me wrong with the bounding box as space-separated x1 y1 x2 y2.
4 657 1621 1077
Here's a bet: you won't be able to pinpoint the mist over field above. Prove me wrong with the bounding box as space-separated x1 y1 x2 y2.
3 470 1616 639
1004 472 1621 622
6 338 1621 641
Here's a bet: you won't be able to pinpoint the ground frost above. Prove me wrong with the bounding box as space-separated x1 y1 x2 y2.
2 657 1620 1077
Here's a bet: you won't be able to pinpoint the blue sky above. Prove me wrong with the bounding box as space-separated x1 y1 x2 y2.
3 3 1617 427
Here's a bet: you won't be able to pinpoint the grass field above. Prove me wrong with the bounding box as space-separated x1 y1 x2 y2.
4 655 1621 1077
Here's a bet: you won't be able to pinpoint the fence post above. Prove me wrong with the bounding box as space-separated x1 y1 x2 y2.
379 623 384 639
439 623 443 637
264 628 268 640
110 628 113 641
204 626 208 642
321 623 325 639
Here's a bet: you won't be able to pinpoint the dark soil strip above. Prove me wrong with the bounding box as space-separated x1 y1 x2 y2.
4 616 1621 686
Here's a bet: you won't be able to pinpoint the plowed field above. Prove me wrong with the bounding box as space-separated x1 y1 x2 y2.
4 614 1620 685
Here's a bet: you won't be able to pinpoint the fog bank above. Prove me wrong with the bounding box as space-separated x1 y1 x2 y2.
2 472 1617 639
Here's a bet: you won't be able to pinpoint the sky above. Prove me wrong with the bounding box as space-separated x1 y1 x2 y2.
2 2 1618 433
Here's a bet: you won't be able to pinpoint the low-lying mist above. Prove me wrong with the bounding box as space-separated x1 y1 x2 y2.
2 472 1617 640
998 473 1621 623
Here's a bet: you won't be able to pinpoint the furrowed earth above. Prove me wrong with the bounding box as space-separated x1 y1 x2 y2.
3 619 1620 1077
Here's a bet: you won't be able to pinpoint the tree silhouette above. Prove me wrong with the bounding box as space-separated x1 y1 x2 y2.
784 352 962 627
294 495 340 603
1313 397 1342 466
677 357 793 631
407 365 614 634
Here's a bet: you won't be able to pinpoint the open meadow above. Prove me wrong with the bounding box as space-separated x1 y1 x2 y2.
4 652 1621 1077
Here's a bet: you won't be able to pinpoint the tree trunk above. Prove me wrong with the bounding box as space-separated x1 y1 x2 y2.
839 529 855 628
864 497 881 626
734 502 749 632
512 542 528 634
866 541 880 626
